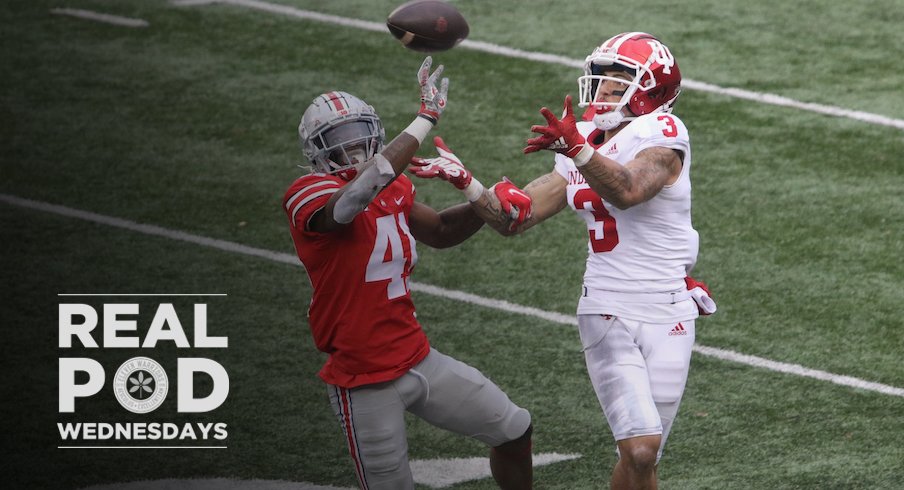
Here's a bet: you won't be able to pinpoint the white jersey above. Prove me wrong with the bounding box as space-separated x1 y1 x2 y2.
554 113 699 322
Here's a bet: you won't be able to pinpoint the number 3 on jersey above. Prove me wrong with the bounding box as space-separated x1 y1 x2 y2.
366 213 417 299
573 188 619 253
658 114 678 137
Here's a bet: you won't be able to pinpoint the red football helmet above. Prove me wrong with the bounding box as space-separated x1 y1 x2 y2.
578 32 682 130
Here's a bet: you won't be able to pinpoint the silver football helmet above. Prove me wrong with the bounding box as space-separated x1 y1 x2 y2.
298 91 385 178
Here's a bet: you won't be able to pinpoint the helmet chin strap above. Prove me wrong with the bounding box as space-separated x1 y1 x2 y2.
590 84 637 131
593 110 634 131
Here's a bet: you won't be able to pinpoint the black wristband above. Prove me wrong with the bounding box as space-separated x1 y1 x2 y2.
417 113 438 125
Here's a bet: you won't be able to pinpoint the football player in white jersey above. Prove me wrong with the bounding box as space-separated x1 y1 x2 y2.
409 33 716 490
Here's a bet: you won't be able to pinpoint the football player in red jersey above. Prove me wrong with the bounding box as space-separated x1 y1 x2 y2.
283 57 533 490
410 35 717 490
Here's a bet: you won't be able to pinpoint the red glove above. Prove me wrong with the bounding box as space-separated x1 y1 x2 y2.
493 177 532 231
417 56 449 124
685 276 717 316
408 136 472 190
524 95 588 158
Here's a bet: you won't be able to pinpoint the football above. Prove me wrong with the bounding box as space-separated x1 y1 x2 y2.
386 0 469 52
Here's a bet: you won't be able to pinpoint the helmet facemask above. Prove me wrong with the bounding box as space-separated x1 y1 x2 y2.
299 92 386 180
578 61 646 130
577 33 681 131
311 119 383 178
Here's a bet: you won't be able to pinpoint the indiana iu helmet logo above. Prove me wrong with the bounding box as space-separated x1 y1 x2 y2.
646 40 675 75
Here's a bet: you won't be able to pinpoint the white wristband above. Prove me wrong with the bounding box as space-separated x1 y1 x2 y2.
572 143 595 167
373 153 394 178
333 154 395 224
403 116 434 145
462 178 485 202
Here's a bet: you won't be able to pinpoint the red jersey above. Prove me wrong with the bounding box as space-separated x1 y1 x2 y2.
283 173 429 388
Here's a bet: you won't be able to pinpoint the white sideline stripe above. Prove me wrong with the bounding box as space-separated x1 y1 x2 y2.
681 80 904 130
50 8 150 28
0 194 298 267
411 282 577 326
694 345 904 397
174 0 390 32
171 0 904 130
5 192 903 398
170 0 223 6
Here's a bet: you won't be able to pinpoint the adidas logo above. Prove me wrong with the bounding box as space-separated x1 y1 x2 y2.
668 323 687 336
605 143 618 156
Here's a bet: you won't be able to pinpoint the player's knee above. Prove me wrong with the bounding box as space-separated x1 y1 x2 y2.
362 445 406 478
619 438 659 473
357 431 407 478
492 424 532 459
500 406 532 443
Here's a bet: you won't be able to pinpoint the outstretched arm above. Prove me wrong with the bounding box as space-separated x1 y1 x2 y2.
524 95 681 209
409 136 564 235
469 171 567 235
308 57 449 233
408 201 485 249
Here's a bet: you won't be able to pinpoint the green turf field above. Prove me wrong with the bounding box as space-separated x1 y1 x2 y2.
2 0 903 488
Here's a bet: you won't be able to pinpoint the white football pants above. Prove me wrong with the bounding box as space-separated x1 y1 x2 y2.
578 314 695 461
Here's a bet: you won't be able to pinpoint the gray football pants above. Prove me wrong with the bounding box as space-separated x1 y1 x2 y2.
328 347 531 490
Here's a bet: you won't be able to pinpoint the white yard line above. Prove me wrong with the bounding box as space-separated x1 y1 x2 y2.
694 346 904 397
171 0 904 130
4 192 903 398
50 8 149 28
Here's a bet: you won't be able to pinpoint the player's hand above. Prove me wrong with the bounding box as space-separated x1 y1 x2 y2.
408 136 472 190
493 177 532 231
524 95 587 158
417 56 449 124
685 276 717 316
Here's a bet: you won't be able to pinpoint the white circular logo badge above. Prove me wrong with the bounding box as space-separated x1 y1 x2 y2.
113 357 169 414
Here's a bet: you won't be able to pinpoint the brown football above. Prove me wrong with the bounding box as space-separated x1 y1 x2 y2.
386 0 469 52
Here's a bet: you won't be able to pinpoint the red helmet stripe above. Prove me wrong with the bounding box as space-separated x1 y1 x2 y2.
326 91 346 111
605 31 652 51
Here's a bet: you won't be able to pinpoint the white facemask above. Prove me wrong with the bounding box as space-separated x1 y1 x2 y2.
592 110 627 131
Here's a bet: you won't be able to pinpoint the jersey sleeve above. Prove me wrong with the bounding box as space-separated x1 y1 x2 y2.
632 113 690 157
409 177 417 201
283 174 343 231
553 153 573 179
